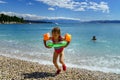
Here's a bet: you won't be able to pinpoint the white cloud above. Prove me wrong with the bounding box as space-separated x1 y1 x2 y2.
0 11 80 21
35 0 109 13
98 2 109 13
36 0 75 9
27 2 33 5
48 7 55 11
0 0 7 3
88 2 109 13
48 16 80 21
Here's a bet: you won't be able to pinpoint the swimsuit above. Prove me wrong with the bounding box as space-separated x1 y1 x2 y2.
52 36 64 54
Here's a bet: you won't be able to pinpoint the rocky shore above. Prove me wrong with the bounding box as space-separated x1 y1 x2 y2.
0 55 120 80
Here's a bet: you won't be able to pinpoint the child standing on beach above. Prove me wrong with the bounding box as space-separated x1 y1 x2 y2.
43 27 70 75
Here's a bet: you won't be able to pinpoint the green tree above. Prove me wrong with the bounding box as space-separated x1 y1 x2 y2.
0 13 25 23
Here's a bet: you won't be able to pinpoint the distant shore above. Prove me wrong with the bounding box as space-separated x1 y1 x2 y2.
0 21 53 24
0 22 23 24
0 55 120 80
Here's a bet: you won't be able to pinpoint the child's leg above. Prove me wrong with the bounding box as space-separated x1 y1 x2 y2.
59 52 65 65
53 52 60 70
59 52 66 71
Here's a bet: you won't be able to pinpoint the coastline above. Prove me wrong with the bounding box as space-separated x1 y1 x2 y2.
0 55 120 80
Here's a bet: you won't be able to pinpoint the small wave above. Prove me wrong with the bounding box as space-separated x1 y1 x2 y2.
1 39 19 43
0 52 52 65
106 55 120 59
66 48 75 53
66 63 120 74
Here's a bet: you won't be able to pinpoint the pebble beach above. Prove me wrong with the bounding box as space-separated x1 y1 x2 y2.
0 55 120 80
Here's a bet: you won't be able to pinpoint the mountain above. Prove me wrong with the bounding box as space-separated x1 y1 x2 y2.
86 20 120 23
24 19 81 24
45 19 81 23
24 20 53 24
24 20 120 24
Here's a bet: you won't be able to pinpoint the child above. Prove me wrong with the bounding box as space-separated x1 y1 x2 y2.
43 27 70 75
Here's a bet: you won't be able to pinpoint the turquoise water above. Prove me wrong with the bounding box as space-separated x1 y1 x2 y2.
0 23 120 74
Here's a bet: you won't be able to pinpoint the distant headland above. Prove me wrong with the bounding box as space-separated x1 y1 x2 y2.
0 14 24 24
0 14 52 24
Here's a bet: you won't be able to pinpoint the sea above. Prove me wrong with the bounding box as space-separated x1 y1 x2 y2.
0 23 120 74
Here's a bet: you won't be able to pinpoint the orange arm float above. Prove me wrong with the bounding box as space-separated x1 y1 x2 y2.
65 33 71 42
43 33 50 41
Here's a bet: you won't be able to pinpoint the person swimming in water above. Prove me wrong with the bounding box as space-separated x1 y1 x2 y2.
92 36 97 40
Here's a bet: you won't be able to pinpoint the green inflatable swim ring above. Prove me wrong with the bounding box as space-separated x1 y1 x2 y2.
47 41 67 48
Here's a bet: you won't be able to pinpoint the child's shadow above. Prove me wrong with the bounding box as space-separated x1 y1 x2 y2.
23 72 56 79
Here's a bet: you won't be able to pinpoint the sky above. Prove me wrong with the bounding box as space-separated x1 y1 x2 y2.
0 0 120 21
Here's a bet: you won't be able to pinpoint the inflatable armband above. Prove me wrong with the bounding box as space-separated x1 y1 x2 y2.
65 33 71 42
43 33 50 41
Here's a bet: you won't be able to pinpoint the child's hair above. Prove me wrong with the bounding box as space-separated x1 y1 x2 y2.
52 27 61 35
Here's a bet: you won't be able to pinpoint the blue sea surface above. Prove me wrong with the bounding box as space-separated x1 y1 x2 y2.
0 23 120 74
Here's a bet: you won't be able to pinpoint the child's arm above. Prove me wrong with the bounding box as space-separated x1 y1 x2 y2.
43 40 48 48
63 33 71 48
43 37 52 48
62 37 70 48
43 33 52 48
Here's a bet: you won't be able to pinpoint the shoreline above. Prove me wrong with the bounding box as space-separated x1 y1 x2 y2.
0 55 120 80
